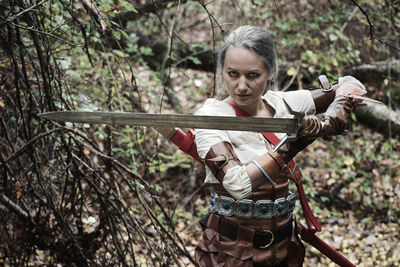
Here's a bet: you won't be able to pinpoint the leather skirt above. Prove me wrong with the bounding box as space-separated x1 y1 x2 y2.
195 213 305 267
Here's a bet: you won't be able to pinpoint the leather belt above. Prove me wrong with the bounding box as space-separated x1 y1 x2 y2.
208 213 292 248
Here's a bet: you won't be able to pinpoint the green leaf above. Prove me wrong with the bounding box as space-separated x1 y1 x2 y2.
113 49 128 58
139 46 153 56
120 0 138 13
320 196 330 202
188 56 201 65
58 57 71 70
329 33 338 41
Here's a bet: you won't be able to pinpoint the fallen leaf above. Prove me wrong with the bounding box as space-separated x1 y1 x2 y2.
15 180 21 199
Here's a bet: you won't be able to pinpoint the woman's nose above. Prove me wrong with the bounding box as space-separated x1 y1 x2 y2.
237 77 248 90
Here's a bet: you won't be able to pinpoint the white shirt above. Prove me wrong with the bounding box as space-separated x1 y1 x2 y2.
194 90 316 199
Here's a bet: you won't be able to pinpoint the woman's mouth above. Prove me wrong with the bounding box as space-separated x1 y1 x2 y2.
237 94 250 97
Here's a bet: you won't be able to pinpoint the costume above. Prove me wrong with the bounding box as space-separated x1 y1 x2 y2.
194 90 315 266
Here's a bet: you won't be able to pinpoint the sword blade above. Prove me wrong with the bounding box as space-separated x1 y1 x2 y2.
38 111 298 134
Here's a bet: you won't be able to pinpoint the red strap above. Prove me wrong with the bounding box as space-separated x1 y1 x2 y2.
226 103 321 232
301 225 356 267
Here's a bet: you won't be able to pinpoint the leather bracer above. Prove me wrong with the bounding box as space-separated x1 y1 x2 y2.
310 84 339 114
204 141 242 183
321 95 356 138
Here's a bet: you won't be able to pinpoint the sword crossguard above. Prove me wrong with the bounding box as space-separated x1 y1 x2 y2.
272 99 301 153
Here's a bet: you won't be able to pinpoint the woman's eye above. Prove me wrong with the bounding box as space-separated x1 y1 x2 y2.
228 71 238 77
247 72 260 79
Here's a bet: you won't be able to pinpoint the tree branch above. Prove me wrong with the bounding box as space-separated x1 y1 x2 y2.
0 194 29 219
6 0 48 22
80 0 108 32
350 0 400 51
113 0 188 26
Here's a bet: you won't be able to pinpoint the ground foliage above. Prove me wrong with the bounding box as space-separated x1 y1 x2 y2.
0 0 399 266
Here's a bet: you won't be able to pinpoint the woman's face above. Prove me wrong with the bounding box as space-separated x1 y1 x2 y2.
223 47 269 111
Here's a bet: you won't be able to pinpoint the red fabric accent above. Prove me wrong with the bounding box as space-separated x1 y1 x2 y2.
169 129 204 164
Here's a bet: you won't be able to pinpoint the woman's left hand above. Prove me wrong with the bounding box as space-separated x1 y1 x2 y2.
336 76 366 97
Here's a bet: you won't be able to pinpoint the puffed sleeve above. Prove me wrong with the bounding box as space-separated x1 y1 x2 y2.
265 90 316 117
194 99 253 199
194 99 232 159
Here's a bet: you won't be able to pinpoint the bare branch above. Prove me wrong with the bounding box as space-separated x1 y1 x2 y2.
0 194 29 219
80 0 108 32
350 0 400 52
6 0 48 22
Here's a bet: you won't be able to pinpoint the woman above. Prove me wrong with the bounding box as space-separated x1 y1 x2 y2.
194 26 366 266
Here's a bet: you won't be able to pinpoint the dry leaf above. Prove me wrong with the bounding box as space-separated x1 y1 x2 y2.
83 147 90 155
15 180 22 199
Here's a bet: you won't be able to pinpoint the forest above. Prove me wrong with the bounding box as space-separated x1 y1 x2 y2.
0 0 399 266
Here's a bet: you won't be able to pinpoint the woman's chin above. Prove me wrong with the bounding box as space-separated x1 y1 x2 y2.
232 97 253 108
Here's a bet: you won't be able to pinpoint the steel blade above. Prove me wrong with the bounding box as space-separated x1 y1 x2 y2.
38 111 298 134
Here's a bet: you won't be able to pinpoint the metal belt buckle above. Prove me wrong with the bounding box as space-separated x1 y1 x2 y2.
274 197 287 217
254 199 274 219
209 192 219 213
259 230 274 248
287 191 296 214
235 199 254 218
218 196 235 216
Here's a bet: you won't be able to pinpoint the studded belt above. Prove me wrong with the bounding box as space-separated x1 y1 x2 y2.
209 191 296 219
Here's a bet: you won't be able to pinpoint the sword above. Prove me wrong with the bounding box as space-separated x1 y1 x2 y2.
38 111 299 135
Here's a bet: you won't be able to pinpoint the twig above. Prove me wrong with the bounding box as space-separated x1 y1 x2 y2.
232 0 248 23
2 127 63 164
7 21 73 45
0 194 29 219
59 0 95 67
350 0 400 52
152 0 189 48
181 183 206 206
6 0 48 22
197 0 226 97
349 0 374 39
80 0 108 32
281 63 301 92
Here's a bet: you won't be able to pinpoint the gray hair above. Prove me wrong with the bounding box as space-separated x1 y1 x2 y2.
215 26 278 99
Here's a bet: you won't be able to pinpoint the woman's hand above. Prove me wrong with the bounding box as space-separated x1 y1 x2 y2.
322 76 366 136
336 76 366 97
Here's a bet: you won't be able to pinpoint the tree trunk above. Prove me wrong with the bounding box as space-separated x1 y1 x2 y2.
344 60 400 85
355 101 400 137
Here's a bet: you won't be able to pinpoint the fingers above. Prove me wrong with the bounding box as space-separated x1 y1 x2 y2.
337 76 367 97
299 115 323 138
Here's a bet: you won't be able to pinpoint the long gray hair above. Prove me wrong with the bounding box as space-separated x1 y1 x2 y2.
215 26 278 99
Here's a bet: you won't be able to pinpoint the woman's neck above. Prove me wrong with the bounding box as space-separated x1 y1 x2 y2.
224 97 274 118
